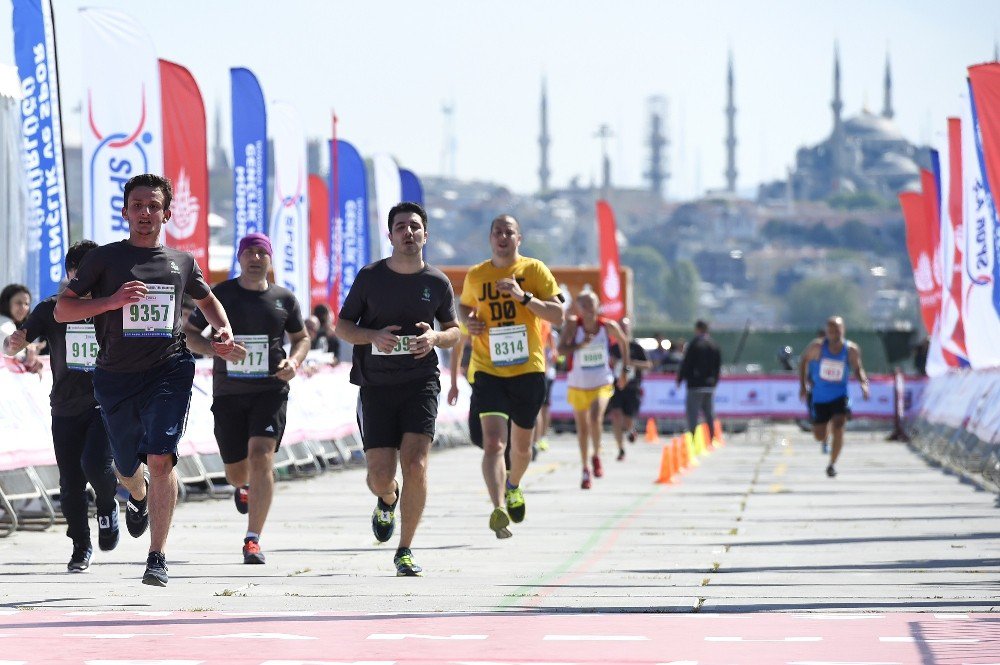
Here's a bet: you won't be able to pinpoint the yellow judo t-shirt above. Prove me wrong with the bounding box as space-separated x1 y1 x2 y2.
460 256 561 378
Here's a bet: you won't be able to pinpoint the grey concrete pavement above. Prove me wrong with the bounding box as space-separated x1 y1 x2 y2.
0 423 997 613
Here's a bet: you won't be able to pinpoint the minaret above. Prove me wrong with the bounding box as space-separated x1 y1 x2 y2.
831 43 844 191
538 78 551 195
594 123 613 195
882 53 894 119
724 50 737 194
212 103 229 170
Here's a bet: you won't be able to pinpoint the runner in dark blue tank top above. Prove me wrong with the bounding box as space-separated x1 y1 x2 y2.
799 316 870 477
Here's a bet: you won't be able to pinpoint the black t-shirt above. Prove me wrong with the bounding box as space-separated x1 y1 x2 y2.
66 241 211 373
338 259 457 387
611 340 649 390
22 296 99 417
188 279 305 396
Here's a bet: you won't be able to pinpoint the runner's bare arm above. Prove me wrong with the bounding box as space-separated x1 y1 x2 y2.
181 319 218 358
194 293 237 358
849 343 870 399
458 304 485 336
798 341 820 399
556 318 580 356
448 333 469 406
3 329 28 356
494 278 564 326
334 319 401 354
607 320 631 388
54 282 147 323
275 328 311 382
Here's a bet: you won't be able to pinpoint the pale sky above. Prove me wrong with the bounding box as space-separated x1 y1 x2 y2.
1 0 998 198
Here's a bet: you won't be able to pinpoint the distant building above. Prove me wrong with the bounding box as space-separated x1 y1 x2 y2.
761 48 927 204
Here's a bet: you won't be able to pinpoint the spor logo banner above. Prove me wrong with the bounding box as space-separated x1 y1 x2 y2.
230 67 267 277
269 101 310 311
12 0 68 301
80 8 163 246
334 139 370 311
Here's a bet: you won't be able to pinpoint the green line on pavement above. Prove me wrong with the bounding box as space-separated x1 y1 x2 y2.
496 483 665 609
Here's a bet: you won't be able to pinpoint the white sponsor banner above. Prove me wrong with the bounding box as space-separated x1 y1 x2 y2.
371 153 401 259
269 101 310 311
549 374 923 421
961 88 1000 368
79 8 162 245
0 356 469 470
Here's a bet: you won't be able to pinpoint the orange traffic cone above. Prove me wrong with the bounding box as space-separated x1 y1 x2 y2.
645 417 659 443
713 419 726 447
680 435 690 469
671 437 682 474
699 422 713 453
655 442 673 483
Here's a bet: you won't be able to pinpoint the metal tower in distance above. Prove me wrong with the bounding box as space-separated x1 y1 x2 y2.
724 51 737 194
645 96 669 199
594 123 614 196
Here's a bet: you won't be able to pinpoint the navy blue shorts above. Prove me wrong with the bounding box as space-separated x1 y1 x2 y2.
93 352 195 476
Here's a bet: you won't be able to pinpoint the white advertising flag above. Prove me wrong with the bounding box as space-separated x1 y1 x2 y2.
80 8 162 245
371 152 402 259
269 101 310 310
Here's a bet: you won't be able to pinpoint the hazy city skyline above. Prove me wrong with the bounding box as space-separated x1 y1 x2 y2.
1 0 998 199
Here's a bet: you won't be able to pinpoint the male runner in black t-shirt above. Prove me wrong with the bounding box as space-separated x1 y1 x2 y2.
184 232 310 565
5 240 119 572
56 173 240 586
607 317 653 461
335 202 460 576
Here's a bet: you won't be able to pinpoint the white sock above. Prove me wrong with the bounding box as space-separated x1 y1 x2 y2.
246 531 259 541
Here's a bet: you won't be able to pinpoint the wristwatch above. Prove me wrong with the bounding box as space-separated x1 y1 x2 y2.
520 291 534 305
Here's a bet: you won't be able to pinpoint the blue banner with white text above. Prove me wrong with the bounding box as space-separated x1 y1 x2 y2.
230 67 267 277
335 139 369 311
399 168 423 206
13 0 68 300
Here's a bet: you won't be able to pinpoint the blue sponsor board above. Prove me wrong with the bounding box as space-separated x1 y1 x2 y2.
230 67 267 277
335 140 369 311
13 0 68 300
399 168 423 206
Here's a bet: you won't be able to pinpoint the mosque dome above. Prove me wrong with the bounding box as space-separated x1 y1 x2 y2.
867 152 920 177
842 110 905 142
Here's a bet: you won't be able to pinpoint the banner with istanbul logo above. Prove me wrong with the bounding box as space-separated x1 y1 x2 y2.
159 60 209 276
900 189 941 340
80 8 162 245
959 81 1000 369
596 200 625 319
308 174 331 308
269 101 310 311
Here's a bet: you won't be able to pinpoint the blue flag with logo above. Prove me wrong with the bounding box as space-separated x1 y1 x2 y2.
399 168 424 206
230 67 267 277
13 0 69 300
334 139 369 311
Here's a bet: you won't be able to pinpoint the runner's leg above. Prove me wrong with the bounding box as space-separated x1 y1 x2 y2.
246 437 276 536
146 453 177 554
398 433 432 549
481 414 508 508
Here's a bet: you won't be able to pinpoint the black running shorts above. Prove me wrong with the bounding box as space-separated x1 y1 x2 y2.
211 390 287 464
472 371 546 430
357 375 441 450
810 395 850 425
608 386 642 417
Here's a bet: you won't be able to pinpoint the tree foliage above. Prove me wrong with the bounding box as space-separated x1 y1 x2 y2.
786 277 869 328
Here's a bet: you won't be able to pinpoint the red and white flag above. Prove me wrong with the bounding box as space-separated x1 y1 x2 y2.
596 200 625 320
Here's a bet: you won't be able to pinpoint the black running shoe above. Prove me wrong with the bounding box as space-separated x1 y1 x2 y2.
826 464 837 478
371 493 398 543
97 504 120 551
126 482 149 538
243 537 266 564
67 541 92 572
626 430 637 443
234 485 249 515
394 548 422 576
617 448 626 461
142 551 168 586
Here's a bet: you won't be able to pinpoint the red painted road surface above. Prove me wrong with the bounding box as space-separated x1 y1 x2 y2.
0 611 997 664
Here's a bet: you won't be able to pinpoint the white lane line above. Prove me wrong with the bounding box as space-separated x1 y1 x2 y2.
879 637 980 644
86 661 203 665
222 612 319 618
454 662 583 665
789 662 901 665
0 661 27 665
260 661 396 665
0 610 19 616
706 636 822 642
64 633 173 639
655 661 699 665
367 634 487 641
932 613 970 620
193 633 317 640
791 614 884 620
67 611 175 617
543 635 651 641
